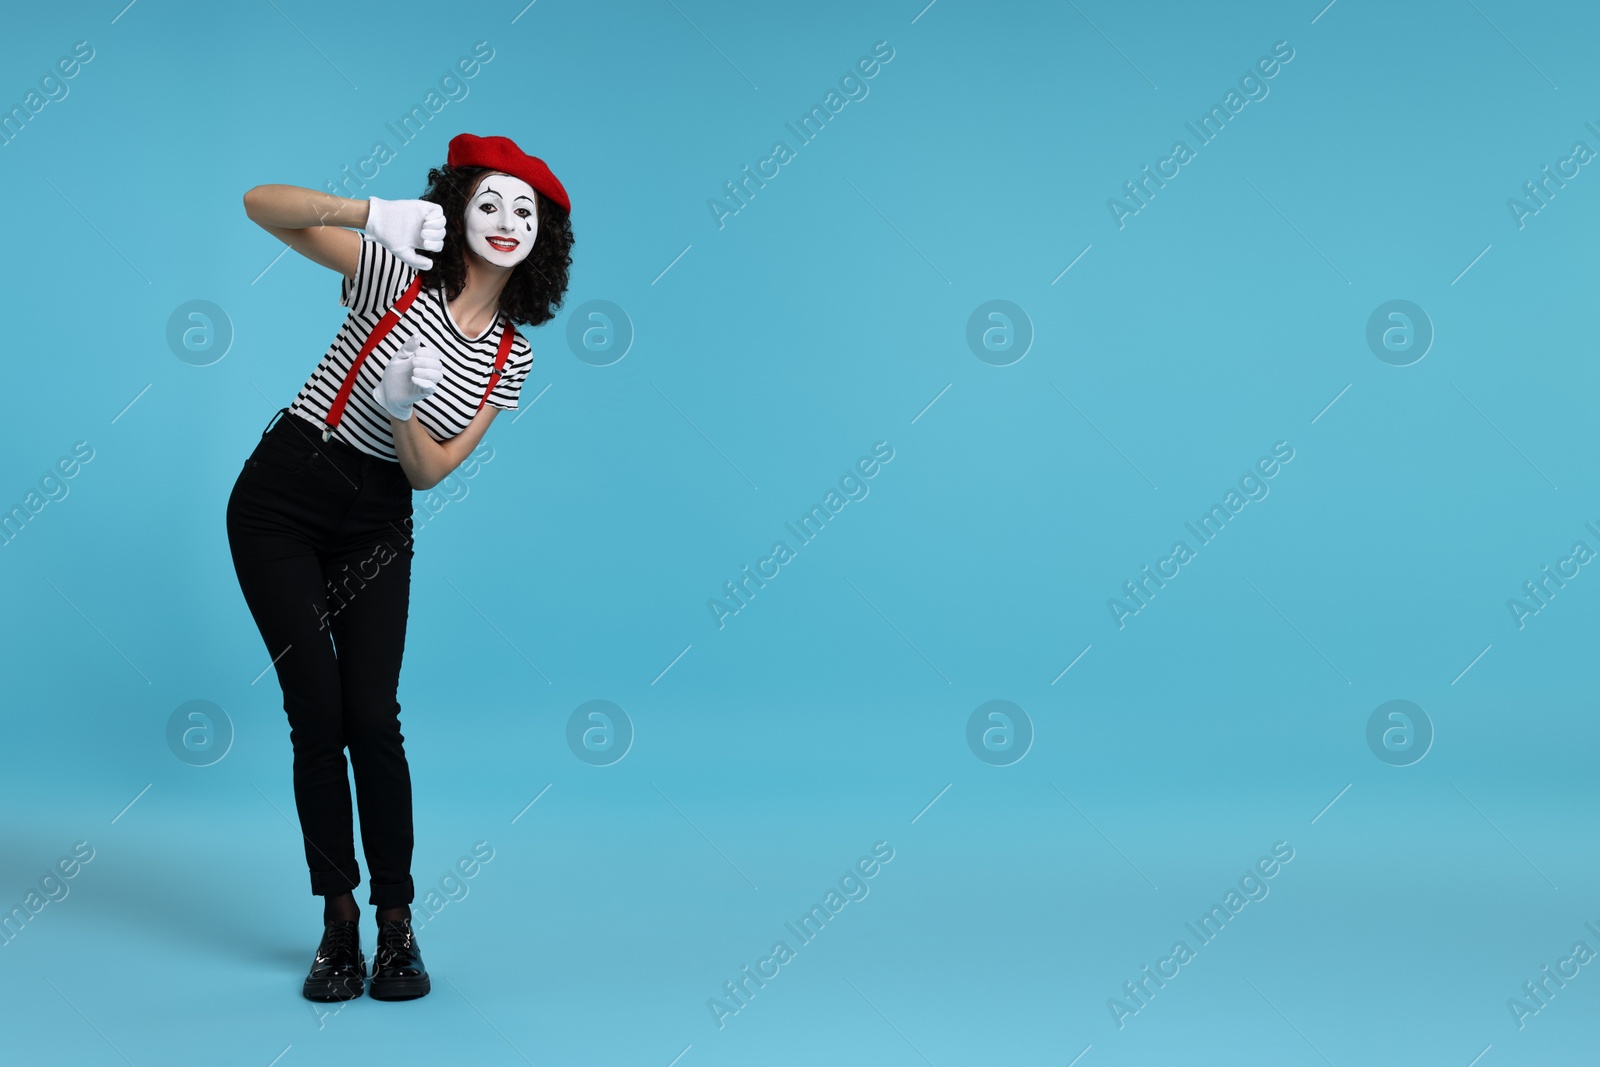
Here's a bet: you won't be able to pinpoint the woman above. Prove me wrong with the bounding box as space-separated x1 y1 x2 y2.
227 133 572 1002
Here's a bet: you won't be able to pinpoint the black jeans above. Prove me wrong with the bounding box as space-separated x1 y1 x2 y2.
225 407 417 907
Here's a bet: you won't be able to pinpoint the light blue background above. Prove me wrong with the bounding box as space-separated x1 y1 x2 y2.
2 0 1597 1063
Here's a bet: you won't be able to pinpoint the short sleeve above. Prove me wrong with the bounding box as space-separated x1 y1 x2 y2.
339 232 414 319
487 340 533 411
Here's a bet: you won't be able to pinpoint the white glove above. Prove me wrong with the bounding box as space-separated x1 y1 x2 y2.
364 196 446 270
372 335 443 420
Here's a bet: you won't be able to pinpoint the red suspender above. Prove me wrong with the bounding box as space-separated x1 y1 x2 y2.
322 275 424 441
479 318 516 408
321 276 517 442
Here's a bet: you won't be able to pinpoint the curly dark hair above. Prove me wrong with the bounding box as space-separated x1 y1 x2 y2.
416 163 573 328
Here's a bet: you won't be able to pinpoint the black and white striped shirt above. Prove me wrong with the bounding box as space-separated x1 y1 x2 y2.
288 232 534 461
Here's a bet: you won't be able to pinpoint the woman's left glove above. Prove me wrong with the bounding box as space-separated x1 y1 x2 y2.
372 335 443 420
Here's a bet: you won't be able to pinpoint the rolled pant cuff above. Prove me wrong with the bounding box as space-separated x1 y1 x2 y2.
309 866 361 897
368 877 414 908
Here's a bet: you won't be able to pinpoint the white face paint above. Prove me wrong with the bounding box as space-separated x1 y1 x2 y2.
464 173 539 267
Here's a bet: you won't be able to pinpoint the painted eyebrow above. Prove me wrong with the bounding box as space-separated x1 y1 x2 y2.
478 184 535 205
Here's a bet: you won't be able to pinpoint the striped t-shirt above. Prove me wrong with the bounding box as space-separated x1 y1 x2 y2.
288 232 534 461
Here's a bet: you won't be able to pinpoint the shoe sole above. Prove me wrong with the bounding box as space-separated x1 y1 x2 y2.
303 975 366 1001
369 974 431 1001
303 955 367 1001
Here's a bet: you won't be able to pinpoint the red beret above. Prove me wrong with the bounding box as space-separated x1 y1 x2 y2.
447 132 570 214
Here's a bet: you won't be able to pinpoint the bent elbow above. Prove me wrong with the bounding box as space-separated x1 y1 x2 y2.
399 470 428 492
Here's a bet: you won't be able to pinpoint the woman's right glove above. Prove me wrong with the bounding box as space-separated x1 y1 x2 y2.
372 335 444 421
364 196 446 270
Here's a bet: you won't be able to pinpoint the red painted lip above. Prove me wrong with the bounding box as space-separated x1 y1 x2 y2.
486 236 519 251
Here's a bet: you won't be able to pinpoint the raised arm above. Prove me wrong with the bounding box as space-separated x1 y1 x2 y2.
242 185 366 278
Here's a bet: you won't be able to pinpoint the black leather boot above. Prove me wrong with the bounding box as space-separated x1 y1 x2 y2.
302 919 366 1001
369 917 430 1000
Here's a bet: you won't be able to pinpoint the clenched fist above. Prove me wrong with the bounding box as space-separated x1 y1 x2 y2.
364 196 446 270
372 335 443 421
